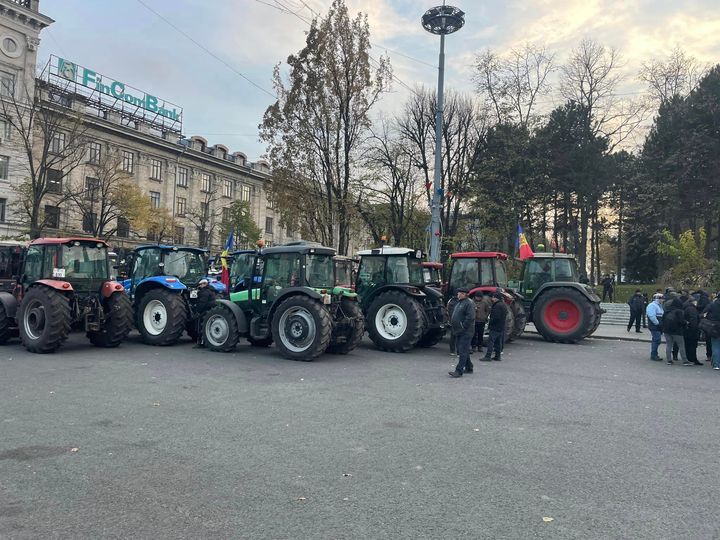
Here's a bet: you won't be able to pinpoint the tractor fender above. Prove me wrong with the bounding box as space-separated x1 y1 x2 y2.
215 298 249 334
101 281 125 298
36 279 73 291
0 291 17 319
362 284 427 307
133 277 187 301
532 282 600 306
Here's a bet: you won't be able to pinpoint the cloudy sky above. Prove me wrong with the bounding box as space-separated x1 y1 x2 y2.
39 0 720 159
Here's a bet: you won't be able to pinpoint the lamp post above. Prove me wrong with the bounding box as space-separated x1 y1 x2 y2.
421 4 465 262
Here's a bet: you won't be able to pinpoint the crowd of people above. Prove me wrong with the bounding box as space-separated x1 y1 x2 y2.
640 287 720 369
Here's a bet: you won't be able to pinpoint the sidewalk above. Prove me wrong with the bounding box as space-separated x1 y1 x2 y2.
524 323 656 343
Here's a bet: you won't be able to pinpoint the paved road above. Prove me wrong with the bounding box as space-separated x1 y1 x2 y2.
1 332 718 539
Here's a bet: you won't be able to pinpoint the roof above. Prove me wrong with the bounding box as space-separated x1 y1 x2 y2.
422 262 443 268
263 244 336 256
134 244 208 254
30 237 107 246
530 252 576 260
357 247 421 257
451 252 508 260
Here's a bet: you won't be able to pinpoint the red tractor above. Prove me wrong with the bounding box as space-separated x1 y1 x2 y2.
0 237 133 353
445 251 527 341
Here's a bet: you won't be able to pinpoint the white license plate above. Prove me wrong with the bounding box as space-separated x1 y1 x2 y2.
190 290 198 299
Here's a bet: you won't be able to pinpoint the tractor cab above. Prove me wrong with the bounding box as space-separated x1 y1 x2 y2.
0 241 25 293
334 256 357 289
356 247 425 302
229 249 260 293
126 245 223 293
446 252 509 297
512 253 579 298
421 261 444 288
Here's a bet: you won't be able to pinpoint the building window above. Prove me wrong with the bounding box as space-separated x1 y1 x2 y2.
50 132 65 154
0 71 14 97
177 166 188 187
88 141 102 164
117 217 129 238
240 185 251 202
222 206 231 223
44 205 60 229
200 202 209 220
47 169 63 194
150 158 162 180
0 156 8 179
175 196 186 217
198 229 209 246
265 217 274 235
0 198 6 222
174 226 185 245
147 228 158 242
0 117 10 139
82 212 97 233
149 191 160 209
201 173 211 192
85 177 99 200
223 179 233 198
121 150 134 173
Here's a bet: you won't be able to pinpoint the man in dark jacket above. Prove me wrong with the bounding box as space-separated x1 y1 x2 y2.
703 293 720 370
481 292 508 362
683 296 702 365
449 288 476 378
662 291 687 365
627 289 644 333
696 290 712 361
472 292 491 352
193 279 217 348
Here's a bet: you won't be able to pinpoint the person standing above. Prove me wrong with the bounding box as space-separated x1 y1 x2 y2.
697 290 712 362
472 292 491 352
662 291 688 365
627 289 644 333
646 293 664 361
703 293 720 370
481 292 508 362
447 295 459 357
448 288 476 378
601 275 613 302
641 292 649 328
683 296 702 365
192 279 217 348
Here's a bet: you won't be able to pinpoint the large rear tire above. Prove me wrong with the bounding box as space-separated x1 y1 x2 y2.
203 305 240 352
327 299 364 355
271 295 332 361
88 292 133 348
366 290 426 352
533 288 595 344
136 289 187 346
508 300 527 341
0 301 12 345
18 286 71 353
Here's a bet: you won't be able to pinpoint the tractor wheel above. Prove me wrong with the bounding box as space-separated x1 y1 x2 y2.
327 299 364 355
248 336 273 347
18 286 71 354
366 290 426 352
136 289 187 346
88 293 133 348
532 288 595 344
271 295 332 361
418 327 444 348
0 301 12 345
203 305 240 352
508 300 527 341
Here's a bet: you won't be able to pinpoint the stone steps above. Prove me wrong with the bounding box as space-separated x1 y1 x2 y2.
600 302 632 326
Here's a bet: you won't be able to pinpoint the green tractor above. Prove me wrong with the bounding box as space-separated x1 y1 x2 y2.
509 252 603 343
201 242 364 360
355 247 445 352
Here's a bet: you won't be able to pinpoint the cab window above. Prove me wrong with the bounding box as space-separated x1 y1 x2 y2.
23 246 43 283
449 258 479 292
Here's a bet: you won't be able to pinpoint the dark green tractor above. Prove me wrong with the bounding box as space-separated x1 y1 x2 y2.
356 247 446 352
201 242 364 361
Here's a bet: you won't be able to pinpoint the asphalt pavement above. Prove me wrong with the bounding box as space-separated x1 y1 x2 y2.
1 331 718 539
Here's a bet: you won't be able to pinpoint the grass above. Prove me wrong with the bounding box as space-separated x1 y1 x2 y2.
605 284 662 303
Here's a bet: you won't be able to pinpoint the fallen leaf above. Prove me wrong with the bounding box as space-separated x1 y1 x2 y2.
70 447 79 453
542 517 554 523
473 428 480 432
343 473 352 477
153 402 160 407
296 497 306 501
342 497 349 501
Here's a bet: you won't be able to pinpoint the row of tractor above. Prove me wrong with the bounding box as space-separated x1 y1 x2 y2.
0 237 602 360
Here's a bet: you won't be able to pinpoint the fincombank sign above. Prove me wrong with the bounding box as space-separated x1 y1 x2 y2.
53 56 182 123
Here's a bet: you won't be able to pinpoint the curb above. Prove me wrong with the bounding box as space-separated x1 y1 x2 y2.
523 328 652 344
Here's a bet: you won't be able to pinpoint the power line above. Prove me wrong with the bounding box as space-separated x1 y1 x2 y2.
135 0 276 99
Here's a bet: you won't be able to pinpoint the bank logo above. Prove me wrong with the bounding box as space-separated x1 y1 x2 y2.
58 58 77 81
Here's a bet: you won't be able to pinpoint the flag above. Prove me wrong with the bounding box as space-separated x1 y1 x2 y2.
518 225 534 260
220 230 233 289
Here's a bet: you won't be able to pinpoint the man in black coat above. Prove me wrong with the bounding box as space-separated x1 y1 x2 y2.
448 288 476 378
193 279 217 348
683 296 702 365
481 292 508 362
627 289 644 333
662 291 688 365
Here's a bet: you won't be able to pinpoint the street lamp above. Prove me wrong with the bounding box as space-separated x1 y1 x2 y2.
421 4 465 262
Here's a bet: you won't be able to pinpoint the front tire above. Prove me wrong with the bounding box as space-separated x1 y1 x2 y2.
203 305 240 352
18 286 71 353
136 289 187 346
533 288 594 344
366 290 425 352
88 292 133 348
509 300 526 341
271 295 332 361
327 299 365 355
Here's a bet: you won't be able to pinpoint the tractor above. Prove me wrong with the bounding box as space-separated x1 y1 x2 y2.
333 255 357 289
0 241 25 293
202 241 365 360
122 245 225 346
509 252 603 343
355 247 445 352
229 249 259 293
446 251 526 341
0 237 132 353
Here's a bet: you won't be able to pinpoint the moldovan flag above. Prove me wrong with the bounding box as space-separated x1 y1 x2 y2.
220 230 233 290
518 225 534 260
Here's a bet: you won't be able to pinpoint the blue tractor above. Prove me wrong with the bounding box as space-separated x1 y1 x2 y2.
122 245 225 345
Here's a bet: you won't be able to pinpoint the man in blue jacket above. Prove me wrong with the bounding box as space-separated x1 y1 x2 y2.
448 288 476 378
646 293 664 361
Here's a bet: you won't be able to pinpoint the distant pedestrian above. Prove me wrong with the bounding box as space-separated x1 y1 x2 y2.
601 275 614 302
448 288 476 378
627 289 644 333
192 279 217 348
472 292 491 352
482 292 508 362
701 293 720 370
447 295 459 357
646 293 664 361
662 291 688 365
697 290 712 361
641 292 649 328
683 296 702 365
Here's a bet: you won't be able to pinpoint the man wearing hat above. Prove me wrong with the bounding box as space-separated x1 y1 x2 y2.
482 290 508 361
448 287 476 378
193 278 217 348
646 293 664 361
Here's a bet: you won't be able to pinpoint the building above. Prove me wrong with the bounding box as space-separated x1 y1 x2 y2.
0 0 297 252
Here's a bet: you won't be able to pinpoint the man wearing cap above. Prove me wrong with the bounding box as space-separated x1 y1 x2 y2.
193 278 217 348
448 287 476 378
646 293 664 361
482 291 508 362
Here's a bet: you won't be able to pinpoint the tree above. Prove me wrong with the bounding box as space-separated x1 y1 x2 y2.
0 81 89 238
260 0 392 255
65 150 150 239
657 228 718 289
639 46 707 105
219 200 261 249
145 207 176 245
185 178 223 249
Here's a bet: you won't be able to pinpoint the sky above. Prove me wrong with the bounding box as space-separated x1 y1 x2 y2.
38 0 720 160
